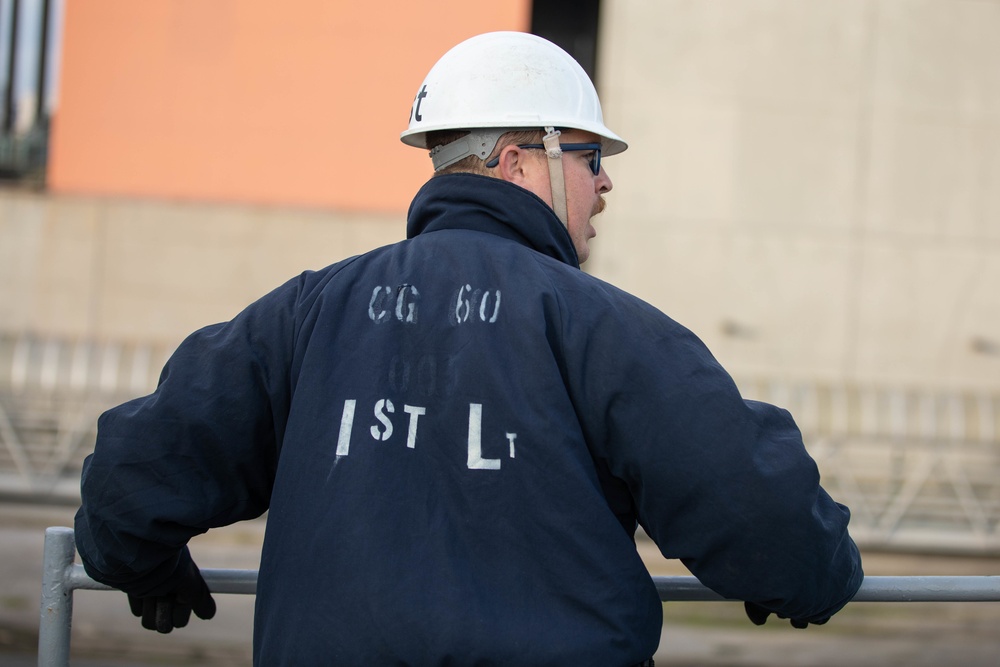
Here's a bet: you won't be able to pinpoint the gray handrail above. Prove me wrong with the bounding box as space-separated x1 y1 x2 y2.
38 526 1000 666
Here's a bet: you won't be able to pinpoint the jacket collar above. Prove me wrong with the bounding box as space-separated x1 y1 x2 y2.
405 173 580 268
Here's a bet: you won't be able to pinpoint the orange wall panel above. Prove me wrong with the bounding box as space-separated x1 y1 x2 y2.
48 0 531 212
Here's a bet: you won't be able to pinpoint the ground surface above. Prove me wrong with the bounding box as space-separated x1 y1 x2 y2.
3 501 999 666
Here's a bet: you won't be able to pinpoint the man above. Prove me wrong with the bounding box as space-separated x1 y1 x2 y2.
76 32 863 666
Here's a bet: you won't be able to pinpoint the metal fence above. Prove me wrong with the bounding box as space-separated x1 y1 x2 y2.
0 332 173 499
2 331 999 553
37 526 1000 667
737 378 1000 554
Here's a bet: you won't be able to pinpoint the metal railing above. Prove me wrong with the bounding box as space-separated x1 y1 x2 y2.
4 332 999 554
736 378 1000 554
37 526 1000 667
0 332 174 500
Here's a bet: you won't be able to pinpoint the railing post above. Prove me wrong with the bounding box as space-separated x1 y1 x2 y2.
38 526 76 667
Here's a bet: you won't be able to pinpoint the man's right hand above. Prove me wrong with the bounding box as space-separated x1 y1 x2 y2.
126 557 216 633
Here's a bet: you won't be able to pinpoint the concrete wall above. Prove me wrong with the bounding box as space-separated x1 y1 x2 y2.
0 192 402 344
592 0 1000 391
1 0 999 393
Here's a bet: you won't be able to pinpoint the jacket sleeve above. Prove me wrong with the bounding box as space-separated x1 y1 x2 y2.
74 275 302 597
570 286 863 623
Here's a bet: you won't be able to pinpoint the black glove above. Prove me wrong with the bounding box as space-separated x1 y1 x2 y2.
127 556 217 633
744 601 828 629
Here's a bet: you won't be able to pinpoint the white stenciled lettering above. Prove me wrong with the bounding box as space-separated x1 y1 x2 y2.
336 400 356 456
403 405 426 448
371 285 420 324
452 285 502 325
395 285 419 323
335 399 514 469
479 290 501 323
454 284 473 323
371 399 395 441
467 403 501 470
368 286 392 323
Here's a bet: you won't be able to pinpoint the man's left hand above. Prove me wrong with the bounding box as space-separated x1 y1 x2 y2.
744 601 829 629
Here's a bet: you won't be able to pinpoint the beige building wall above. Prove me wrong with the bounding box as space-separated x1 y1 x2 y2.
592 0 1000 392
0 192 402 345
1 0 998 396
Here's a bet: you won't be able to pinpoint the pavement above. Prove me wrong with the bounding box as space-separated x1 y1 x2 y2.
3 500 1000 666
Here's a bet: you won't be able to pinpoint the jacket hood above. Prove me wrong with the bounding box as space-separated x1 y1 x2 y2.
405 173 580 268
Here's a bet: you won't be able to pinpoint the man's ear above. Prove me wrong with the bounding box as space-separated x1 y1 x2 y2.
494 145 531 185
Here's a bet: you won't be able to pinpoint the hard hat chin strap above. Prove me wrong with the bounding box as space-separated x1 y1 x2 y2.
430 130 508 171
542 127 569 226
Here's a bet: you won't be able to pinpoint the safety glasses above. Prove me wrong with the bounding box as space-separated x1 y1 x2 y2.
486 143 603 175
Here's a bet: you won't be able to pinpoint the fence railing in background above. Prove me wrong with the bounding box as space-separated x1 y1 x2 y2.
737 378 1000 554
0 332 174 499
3 330 998 554
37 526 1000 667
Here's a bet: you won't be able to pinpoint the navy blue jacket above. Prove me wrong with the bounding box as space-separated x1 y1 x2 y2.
76 173 862 666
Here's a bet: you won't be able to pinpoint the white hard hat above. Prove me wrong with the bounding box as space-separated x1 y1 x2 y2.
400 31 627 168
